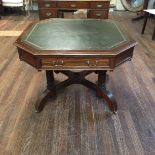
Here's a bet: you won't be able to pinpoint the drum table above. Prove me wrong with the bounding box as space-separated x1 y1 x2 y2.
15 19 137 114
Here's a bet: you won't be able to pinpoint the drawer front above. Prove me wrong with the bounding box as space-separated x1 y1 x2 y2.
57 2 89 9
39 9 58 19
41 57 110 69
38 1 56 8
90 1 110 9
88 10 108 19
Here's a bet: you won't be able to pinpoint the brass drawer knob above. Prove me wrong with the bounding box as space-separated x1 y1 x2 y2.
70 4 76 7
53 60 64 66
96 13 101 17
46 12 52 16
45 3 51 7
97 4 103 8
87 60 90 66
95 60 98 66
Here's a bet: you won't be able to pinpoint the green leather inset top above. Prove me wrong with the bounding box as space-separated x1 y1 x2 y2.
22 19 128 50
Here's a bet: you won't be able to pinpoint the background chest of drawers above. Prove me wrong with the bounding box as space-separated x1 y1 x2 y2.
37 0 110 20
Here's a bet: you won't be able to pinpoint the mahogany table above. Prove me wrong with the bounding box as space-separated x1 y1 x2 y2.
15 19 137 114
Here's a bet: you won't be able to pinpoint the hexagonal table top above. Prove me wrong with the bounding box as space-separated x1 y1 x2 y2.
21 19 129 51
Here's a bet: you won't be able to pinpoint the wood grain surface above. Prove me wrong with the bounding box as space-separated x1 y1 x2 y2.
0 12 155 155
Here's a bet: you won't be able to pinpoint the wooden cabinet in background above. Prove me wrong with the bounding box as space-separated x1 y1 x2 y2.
37 0 110 20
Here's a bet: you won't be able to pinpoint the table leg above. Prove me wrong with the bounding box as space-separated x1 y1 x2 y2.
96 71 117 114
141 12 149 34
35 70 117 114
35 70 56 112
96 71 107 98
98 70 107 88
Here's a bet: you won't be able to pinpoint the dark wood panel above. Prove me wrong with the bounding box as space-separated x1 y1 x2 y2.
57 1 89 9
38 1 57 8
41 57 110 69
38 9 58 19
90 1 110 9
88 10 108 19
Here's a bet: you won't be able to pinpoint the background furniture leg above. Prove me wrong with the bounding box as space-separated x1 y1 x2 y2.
141 13 149 34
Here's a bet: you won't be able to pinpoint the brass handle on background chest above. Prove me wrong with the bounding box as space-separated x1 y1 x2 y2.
97 4 103 8
96 13 101 17
53 60 64 66
45 3 51 7
87 60 90 66
95 60 98 66
70 4 76 7
46 12 52 16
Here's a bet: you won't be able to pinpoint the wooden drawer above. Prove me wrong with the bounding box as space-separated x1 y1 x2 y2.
41 57 109 69
39 9 58 19
88 10 108 19
57 2 89 9
38 1 56 8
90 1 110 9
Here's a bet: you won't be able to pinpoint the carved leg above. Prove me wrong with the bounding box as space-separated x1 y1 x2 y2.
35 70 56 112
96 71 117 114
35 70 118 114
96 71 107 98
